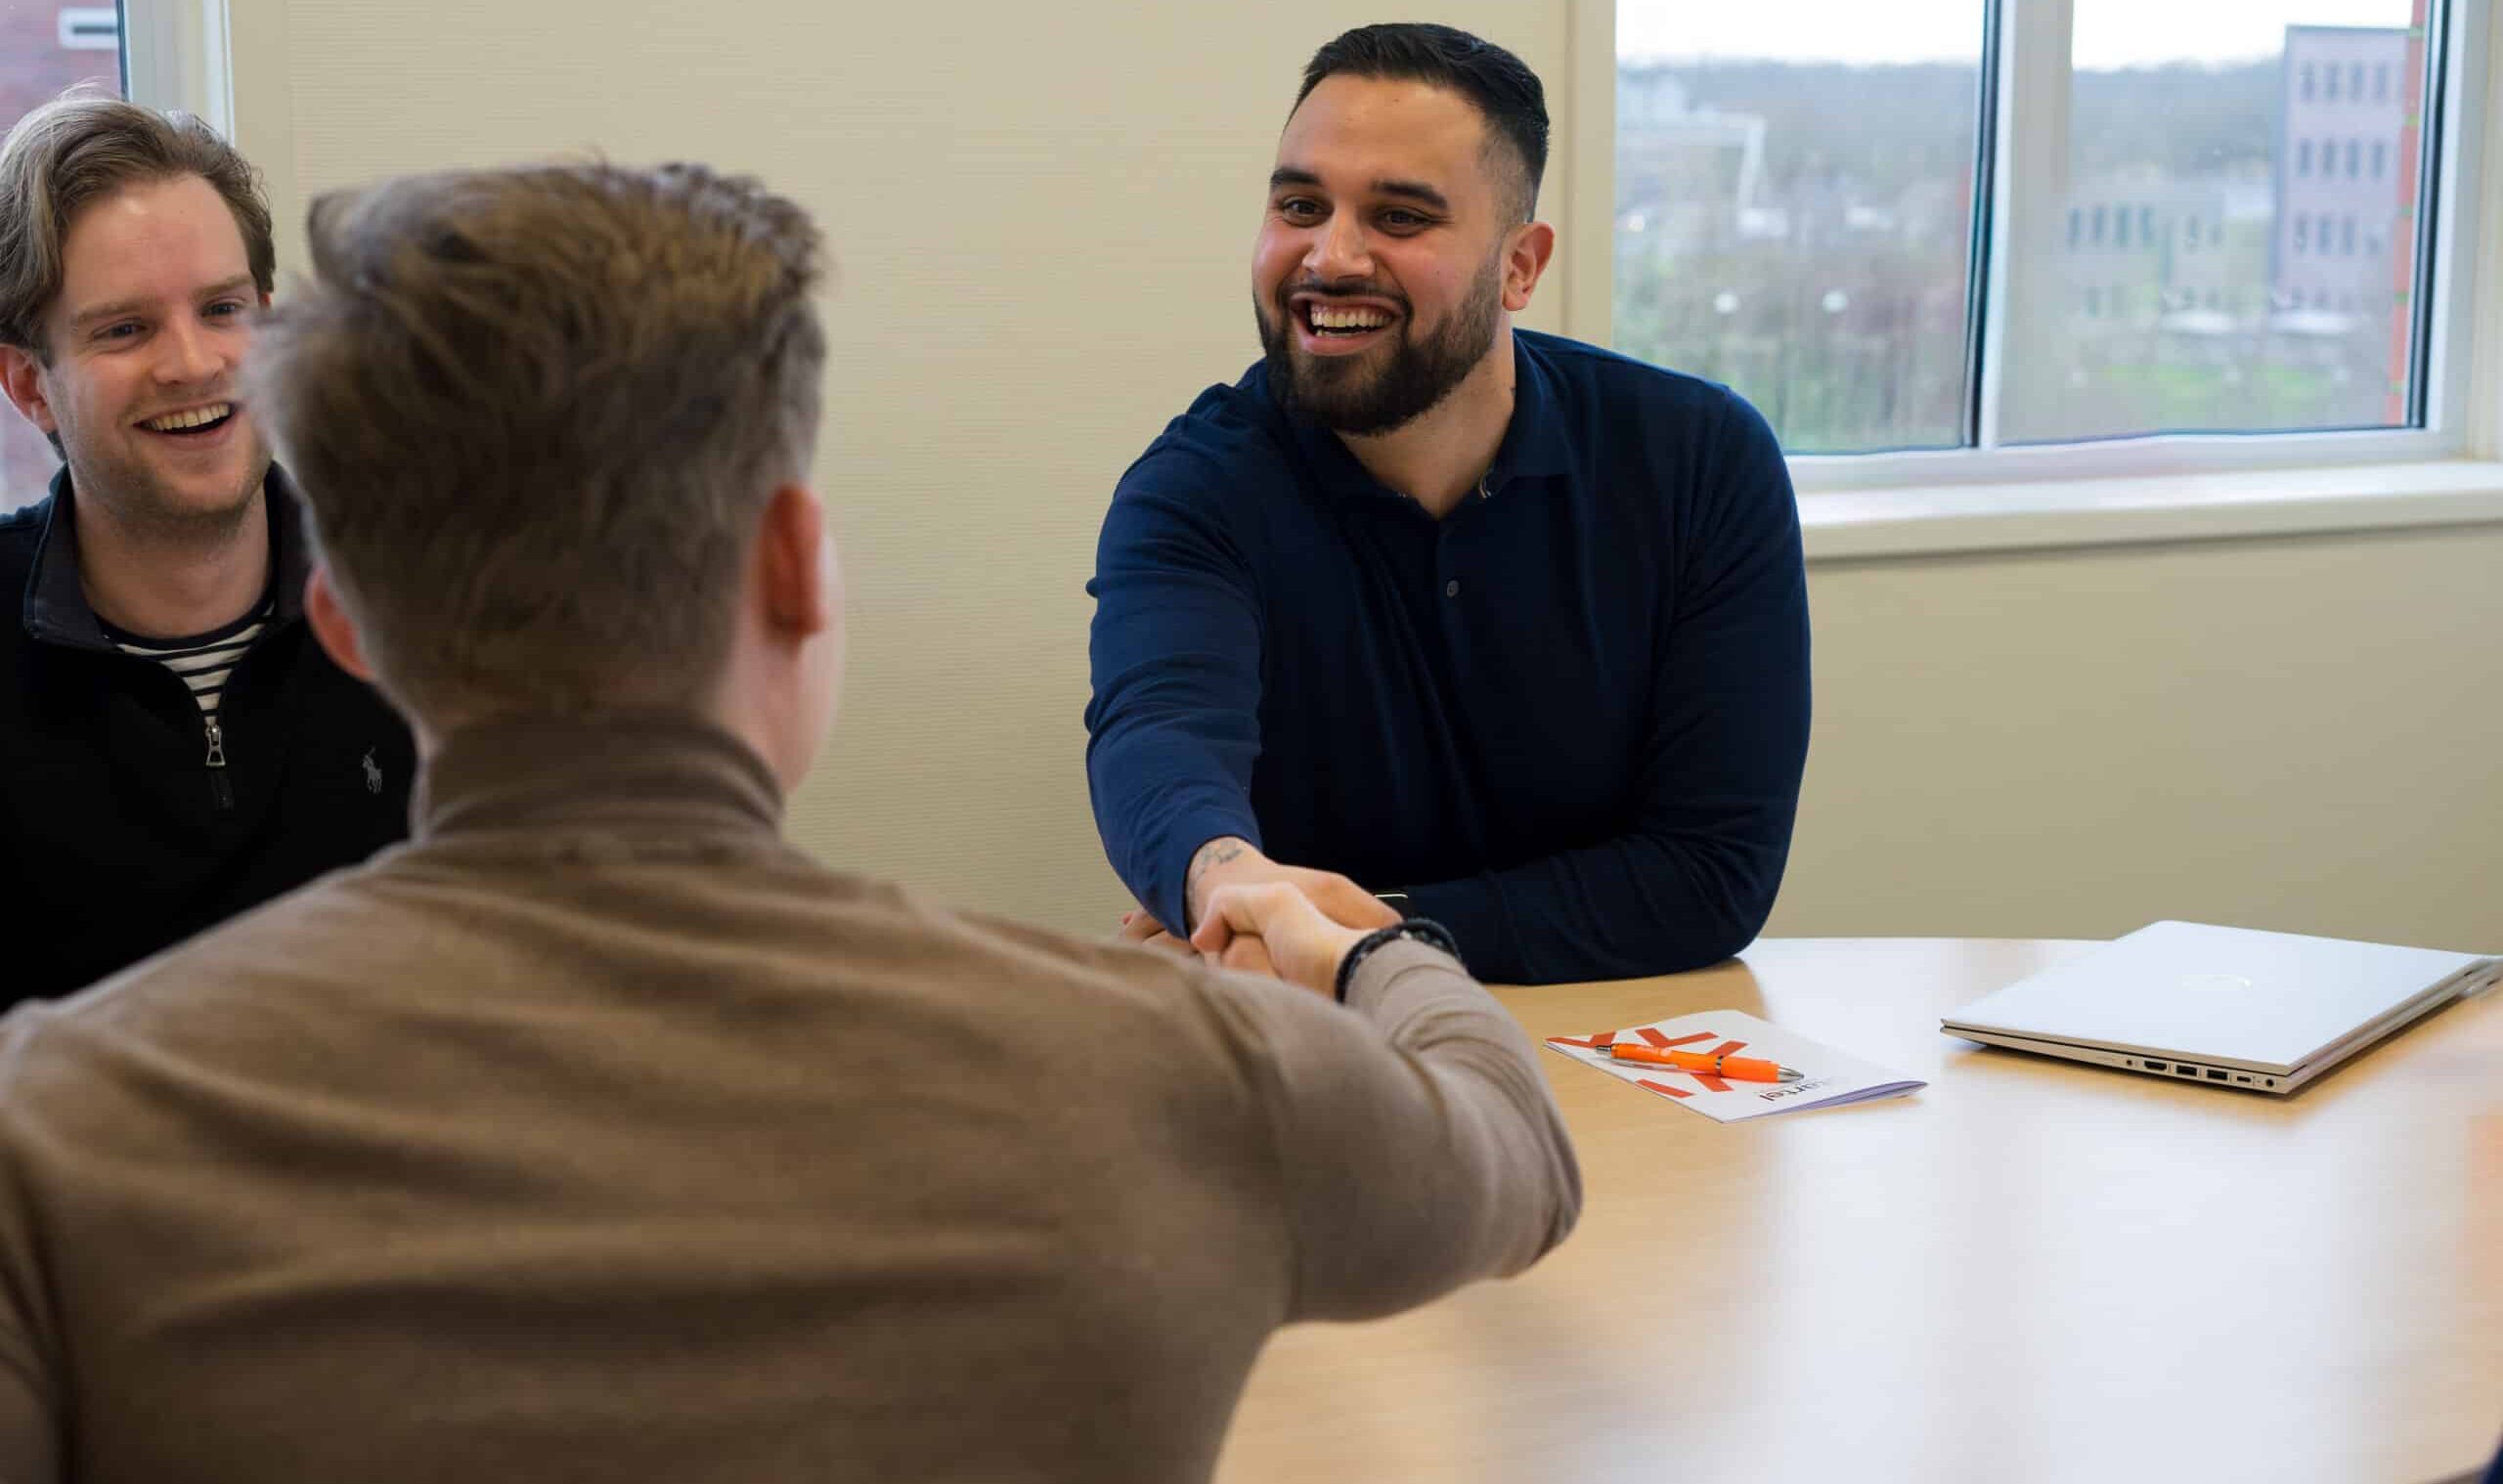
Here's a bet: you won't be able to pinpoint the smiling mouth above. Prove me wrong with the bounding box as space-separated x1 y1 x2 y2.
1299 301 1395 337
140 401 236 436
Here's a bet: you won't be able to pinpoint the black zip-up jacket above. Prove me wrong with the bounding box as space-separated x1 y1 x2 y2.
1 465 414 1004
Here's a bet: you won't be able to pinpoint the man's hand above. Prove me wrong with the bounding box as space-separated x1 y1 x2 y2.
1191 882 1372 998
1184 837 1400 938
1120 904 1277 976
1118 907 1199 957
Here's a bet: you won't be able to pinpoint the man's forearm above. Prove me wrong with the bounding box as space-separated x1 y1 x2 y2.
1405 826 1789 985
1181 835 1254 931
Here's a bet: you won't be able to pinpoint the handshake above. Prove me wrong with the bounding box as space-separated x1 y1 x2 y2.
1117 836 1407 998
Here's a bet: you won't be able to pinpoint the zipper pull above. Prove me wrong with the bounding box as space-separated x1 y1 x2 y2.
203 716 235 811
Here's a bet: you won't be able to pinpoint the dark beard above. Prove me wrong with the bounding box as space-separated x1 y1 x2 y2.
1256 257 1503 437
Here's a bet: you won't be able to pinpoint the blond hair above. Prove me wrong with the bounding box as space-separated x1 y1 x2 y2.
244 161 827 721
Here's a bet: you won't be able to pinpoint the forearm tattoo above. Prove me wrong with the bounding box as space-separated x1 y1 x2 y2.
1184 837 1249 925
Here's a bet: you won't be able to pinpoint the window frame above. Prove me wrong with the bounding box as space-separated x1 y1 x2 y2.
1573 0 2503 558
118 0 231 130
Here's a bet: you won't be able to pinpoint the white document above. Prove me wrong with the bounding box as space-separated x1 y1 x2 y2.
1543 1009 1925 1122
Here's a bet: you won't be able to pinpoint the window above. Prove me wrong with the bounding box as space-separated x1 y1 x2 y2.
2377 62 2392 100
1612 0 2450 456
2 11 127 511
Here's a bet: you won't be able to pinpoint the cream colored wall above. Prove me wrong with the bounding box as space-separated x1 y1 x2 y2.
231 0 2499 951
1781 525 2503 950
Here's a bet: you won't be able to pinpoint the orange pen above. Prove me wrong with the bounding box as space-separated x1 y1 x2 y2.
1596 1042 1803 1082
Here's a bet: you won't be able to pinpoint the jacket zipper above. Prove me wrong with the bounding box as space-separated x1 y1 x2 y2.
203 714 234 810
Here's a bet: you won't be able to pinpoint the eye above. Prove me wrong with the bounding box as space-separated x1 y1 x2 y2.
1379 209 1431 233
204 298 249 320
1276 196 1325 223
95 322 142 342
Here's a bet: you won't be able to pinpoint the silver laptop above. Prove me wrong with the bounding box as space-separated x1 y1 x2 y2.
1942 920 2500 1095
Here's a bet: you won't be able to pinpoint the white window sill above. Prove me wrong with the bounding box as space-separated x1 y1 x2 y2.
1798 459 2503 562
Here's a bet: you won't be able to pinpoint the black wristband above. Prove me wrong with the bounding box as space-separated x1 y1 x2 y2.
1333 917 1465 1003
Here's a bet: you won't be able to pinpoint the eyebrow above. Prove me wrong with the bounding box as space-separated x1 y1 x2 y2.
1268 168 1452 214
67 275 257 332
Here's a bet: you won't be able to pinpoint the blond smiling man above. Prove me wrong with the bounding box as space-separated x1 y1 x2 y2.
0 90 413 1001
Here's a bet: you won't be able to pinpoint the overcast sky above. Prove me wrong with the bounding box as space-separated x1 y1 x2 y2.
1618 0 2419 69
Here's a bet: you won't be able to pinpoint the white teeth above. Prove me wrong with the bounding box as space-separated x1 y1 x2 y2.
1308 304 1391 331
143 402 233 432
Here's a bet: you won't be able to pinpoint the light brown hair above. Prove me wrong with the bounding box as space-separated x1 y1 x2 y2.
0 86 275 358
244 161 826 721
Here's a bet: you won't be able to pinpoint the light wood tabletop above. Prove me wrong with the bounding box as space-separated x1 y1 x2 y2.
1212 938 2503 1484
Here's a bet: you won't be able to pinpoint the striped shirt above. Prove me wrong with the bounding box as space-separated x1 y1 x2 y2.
102 597 273 720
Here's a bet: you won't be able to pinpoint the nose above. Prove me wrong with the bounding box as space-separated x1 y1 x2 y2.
154 312 225 387
1306 210 1373 284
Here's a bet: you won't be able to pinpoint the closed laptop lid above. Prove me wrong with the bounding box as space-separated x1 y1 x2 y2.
1941 920 2497 1071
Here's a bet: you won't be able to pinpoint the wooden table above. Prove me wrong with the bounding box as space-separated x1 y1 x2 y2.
1213 939 2503 1484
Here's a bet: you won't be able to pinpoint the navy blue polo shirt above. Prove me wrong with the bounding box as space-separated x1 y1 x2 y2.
1084 329 1811 984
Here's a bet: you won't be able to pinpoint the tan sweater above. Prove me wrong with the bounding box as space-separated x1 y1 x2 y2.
0 715 1579 1483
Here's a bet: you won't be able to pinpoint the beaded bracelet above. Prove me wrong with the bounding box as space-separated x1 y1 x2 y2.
1333 917 1466 1003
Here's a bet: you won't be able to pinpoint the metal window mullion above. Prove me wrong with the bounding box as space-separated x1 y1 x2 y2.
1959 0 2006 450
2417 0 2487 444
118 0 232 136
1979 0 2077 453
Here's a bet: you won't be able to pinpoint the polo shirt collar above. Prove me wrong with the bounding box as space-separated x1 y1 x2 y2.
1276 330 1573 505
22 462 308 651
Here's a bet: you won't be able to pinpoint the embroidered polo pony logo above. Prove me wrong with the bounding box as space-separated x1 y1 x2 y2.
362 748 383 795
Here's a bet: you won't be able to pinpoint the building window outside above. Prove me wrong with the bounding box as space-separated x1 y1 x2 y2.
2377 62 2392 100
1611 1 2440 454
3 9 126 511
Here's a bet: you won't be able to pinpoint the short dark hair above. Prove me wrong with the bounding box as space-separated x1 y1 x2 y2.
1294 23 1549 222
244 161 826 722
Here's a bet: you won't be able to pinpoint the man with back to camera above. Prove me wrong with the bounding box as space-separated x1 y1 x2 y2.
0 157 1580 1483
0 89 413 1001
1086 23 1812 984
